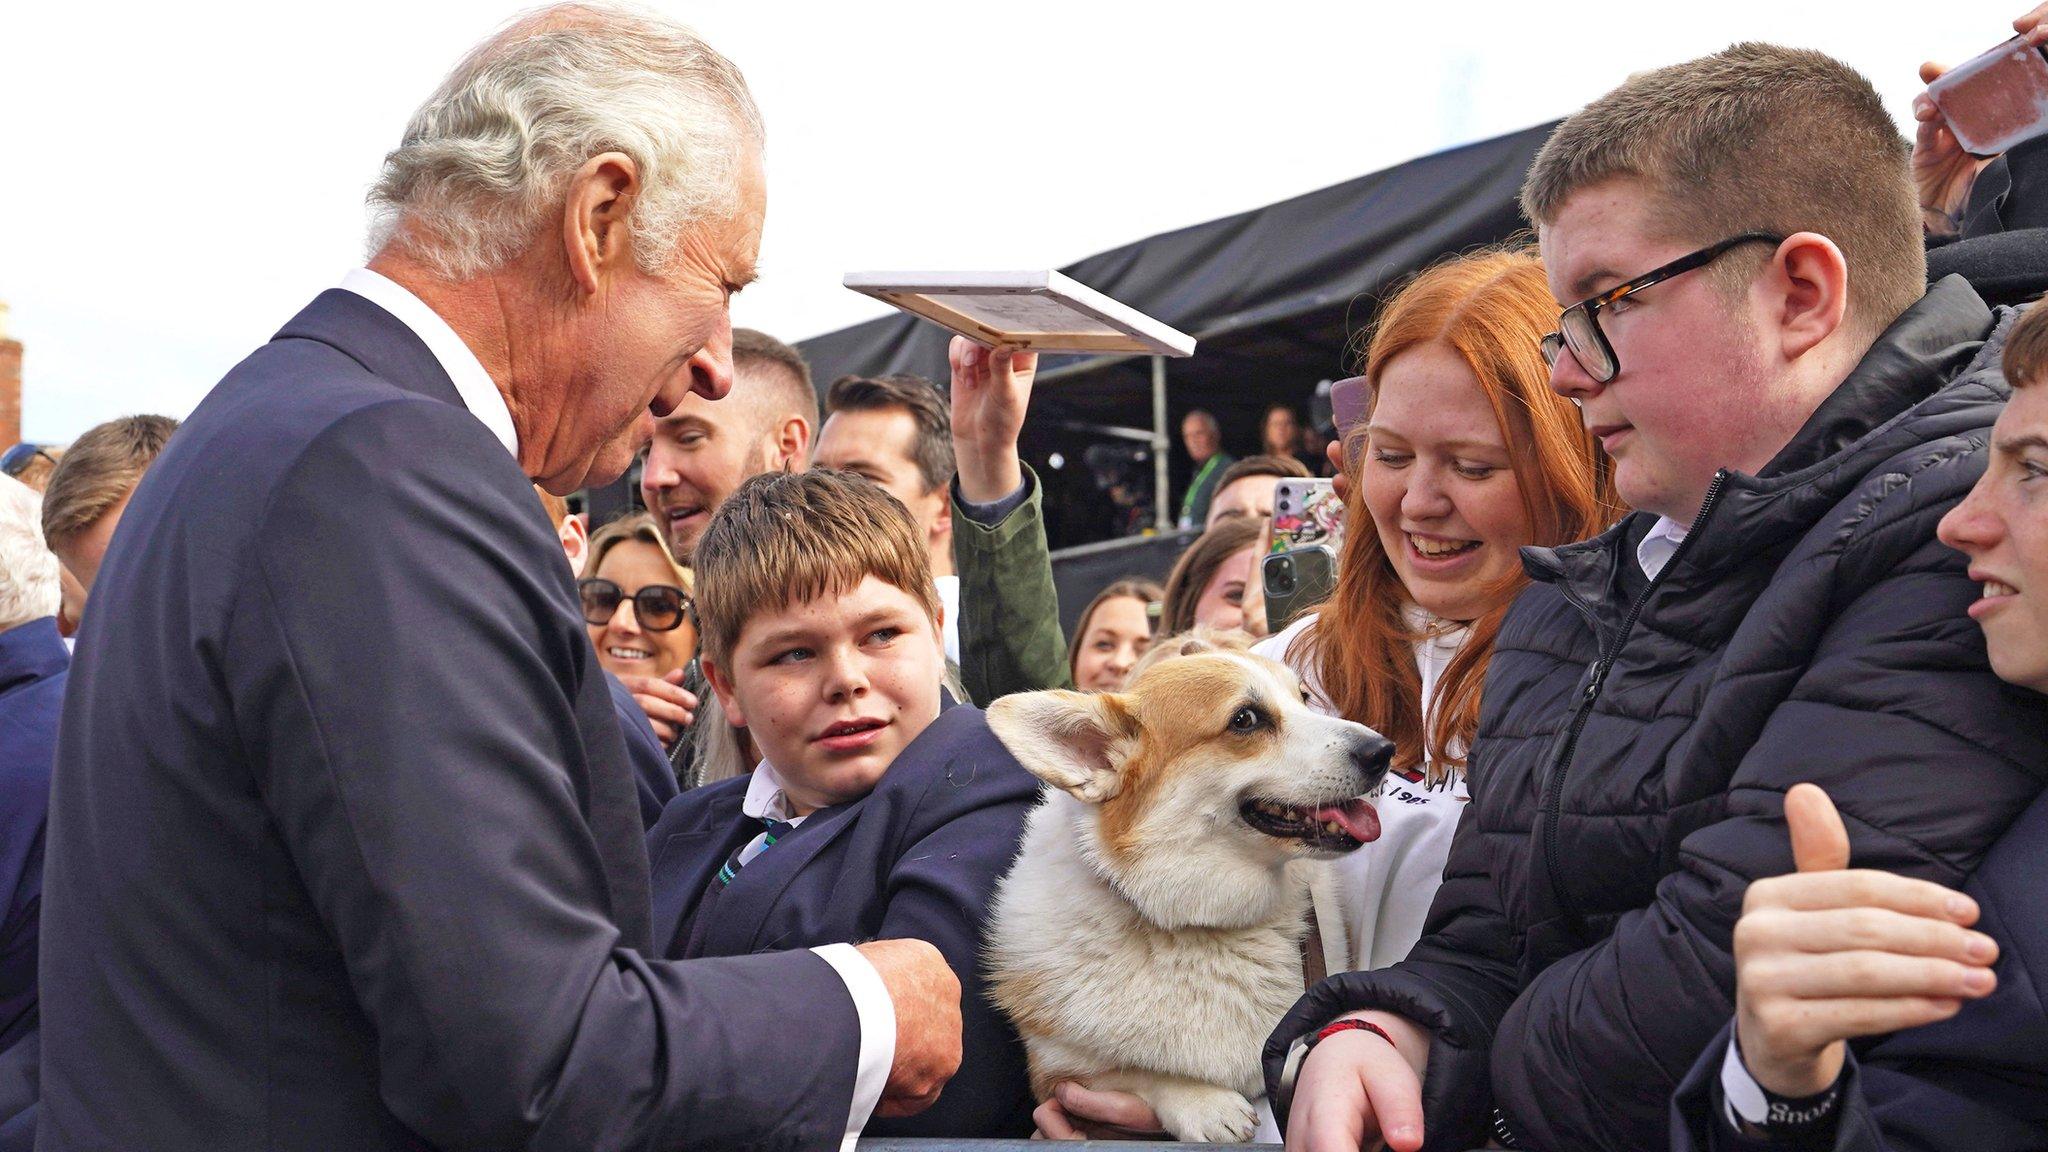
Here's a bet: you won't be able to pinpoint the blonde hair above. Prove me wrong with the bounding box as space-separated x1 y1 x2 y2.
693 470 937 666
40 415 177 547
1066 577 1164 685
581 511 690 589
1522 42 1924 340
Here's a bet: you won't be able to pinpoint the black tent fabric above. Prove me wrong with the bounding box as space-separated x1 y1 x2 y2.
798 121 1558 547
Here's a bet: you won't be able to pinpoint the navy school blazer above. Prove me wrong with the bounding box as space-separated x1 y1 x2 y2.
648 700 1040 1138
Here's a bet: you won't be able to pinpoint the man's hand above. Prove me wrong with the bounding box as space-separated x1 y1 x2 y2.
856 938 964 1118
1285 1011 1429 1152
1033 1083 1167 1140
1913 5 2048 234
616 668 696 744
949 336 1039 504
1733 784 1999 1097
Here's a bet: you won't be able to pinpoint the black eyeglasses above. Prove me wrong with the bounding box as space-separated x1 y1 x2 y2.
1540 231 1786 384
0 443 57 479
577 578 692 632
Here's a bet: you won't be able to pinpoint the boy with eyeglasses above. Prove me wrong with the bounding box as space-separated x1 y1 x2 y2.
1270 42 2048 1152
642 468 1037 1137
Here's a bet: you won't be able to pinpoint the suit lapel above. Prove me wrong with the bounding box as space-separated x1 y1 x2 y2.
708 800 863 955
651 792 751 955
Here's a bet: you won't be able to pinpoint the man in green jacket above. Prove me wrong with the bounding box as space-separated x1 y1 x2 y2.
947 339 1071 703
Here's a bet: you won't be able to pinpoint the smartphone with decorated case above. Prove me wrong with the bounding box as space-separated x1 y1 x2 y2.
1271 479 1345 555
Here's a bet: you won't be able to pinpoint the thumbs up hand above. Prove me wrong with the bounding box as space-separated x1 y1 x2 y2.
1733 784 2000 1097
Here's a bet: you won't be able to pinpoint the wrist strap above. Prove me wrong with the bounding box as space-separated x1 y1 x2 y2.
1308 1018 1394 1050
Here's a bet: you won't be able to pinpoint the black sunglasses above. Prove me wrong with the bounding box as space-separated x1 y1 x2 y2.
1540 231 1787 384
0 443 57 479
577 577 692 633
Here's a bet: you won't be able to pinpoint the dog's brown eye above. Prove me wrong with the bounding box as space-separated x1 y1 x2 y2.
1229 707 1263 734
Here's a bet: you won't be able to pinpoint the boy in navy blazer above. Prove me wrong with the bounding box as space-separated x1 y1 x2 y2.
647 469 1037 1137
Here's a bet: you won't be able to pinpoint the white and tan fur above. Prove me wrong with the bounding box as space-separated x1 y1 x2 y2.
984 648 1392 1142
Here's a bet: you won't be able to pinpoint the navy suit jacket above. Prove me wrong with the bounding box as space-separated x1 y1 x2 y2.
608 672 679 828
648 702 1039 1138
0 617 62 1147
39 290 864 1152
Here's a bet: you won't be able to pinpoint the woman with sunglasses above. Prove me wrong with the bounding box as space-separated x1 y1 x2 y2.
579 513 698 694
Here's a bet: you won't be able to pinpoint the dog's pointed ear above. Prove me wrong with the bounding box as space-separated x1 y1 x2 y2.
986 690 1139 803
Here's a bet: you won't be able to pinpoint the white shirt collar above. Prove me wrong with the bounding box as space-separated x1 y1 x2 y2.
1636 515 1689 581
336 268 519 459
741 759 802 825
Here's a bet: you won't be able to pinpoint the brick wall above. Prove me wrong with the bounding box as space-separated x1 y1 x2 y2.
0 320 19 450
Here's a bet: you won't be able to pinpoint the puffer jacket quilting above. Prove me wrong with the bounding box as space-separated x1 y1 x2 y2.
1266 278 2048 1152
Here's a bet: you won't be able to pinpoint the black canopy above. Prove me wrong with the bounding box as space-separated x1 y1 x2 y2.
798 121 1558 548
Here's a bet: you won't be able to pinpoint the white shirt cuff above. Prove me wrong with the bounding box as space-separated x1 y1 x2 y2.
1720 1027 1771 1127
812 943 897 1151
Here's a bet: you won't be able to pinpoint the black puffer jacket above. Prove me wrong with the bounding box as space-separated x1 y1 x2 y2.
1266 279 2048 1152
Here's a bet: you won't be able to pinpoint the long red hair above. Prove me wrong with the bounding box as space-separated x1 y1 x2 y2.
1293 247 1620 781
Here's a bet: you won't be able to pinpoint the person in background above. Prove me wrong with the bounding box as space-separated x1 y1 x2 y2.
642 326 817 563
1275 43 2048 1152
812 373 964 664
580 513 697 691
0 445 61 495
1262 402 1318 472
1066 578 1161 693
1913 4 2048 242
0 476 62 1147
534 491 685 825
1178 409 1234 528
1033 247 1617 1143
1158 515 1265 636
1669 296 2048 1152
1206 453 1313 528
38 416 177 633
647 469 1038 1138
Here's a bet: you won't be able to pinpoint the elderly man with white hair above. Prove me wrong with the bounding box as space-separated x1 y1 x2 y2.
36 8 960 1151
0 475 63 1141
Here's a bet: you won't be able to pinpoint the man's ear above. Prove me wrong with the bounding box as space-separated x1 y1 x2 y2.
560 152 642 296
779 415 814 472
700 656 747 729
986 690 1139 803
559 513 590 573
1768 232 1850 362
929 489 954 549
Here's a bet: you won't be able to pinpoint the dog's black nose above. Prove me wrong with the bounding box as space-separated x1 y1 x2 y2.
1350 733 1394 779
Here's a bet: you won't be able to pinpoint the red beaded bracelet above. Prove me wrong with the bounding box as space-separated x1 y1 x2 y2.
1310 1018 1395 1050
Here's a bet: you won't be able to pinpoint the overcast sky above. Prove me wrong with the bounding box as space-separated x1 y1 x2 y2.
1 1 2026 442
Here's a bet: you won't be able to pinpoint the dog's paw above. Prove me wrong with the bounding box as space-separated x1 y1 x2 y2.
1152 1085 1257 1144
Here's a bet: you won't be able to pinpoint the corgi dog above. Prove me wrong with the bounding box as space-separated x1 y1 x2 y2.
983 647 1391 1142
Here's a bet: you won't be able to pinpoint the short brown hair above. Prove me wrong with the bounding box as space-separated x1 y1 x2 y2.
2006 305 2048 388
1159 515 1264 635
1522 43 1924 337
694 469 938 666
825 373 955 492
41 415 178 547
1217 453 1312 490
733 327 820 432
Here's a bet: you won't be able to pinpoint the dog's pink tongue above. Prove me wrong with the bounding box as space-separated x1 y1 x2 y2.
1315 799 1382 843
